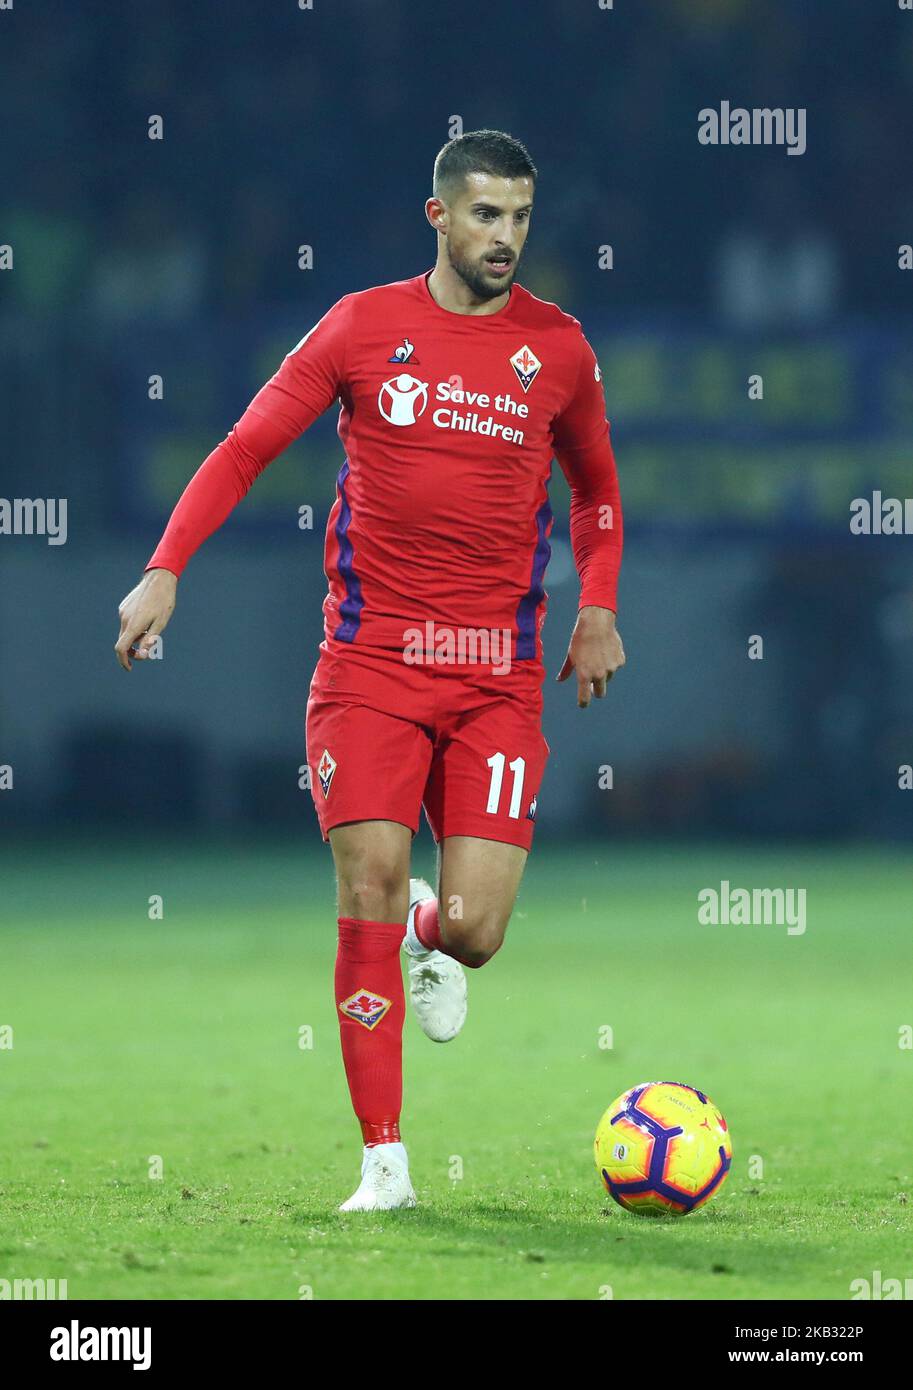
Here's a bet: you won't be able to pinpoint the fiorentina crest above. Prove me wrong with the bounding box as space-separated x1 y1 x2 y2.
317 748 337 797
509 344 542 393
339 989 392 1030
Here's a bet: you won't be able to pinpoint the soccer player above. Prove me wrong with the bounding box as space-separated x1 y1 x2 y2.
115 130 625 1211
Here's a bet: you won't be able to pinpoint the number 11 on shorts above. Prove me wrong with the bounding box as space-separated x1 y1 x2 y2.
486 752 526 818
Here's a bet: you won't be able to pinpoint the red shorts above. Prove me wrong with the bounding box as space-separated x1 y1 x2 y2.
305 639 549 849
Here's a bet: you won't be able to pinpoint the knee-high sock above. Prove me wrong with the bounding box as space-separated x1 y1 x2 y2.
335 917 405 1146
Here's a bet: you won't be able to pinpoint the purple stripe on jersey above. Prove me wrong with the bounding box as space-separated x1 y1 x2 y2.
515 475 554 661
332 459 365 643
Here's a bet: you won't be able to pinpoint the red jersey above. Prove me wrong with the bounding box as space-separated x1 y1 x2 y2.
146 270 622 664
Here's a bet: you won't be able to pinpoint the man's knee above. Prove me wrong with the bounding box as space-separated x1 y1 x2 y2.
332 827 410 922
334 845 405 922
441 911 508 968
339 862 406 921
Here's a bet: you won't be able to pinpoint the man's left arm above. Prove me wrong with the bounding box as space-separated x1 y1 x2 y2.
552 331 625 707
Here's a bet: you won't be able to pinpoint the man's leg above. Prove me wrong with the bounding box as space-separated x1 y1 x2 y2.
329 819 414 1210
411 834 529 967
411 662 546 970
331 818 411 924
306 642 437 1207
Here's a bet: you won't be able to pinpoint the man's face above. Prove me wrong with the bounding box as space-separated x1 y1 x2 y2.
434 172 534 299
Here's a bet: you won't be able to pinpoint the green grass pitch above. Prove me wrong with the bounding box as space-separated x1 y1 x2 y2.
1 837 910 1300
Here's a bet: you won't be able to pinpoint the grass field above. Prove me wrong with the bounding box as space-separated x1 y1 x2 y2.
1 836 910 1301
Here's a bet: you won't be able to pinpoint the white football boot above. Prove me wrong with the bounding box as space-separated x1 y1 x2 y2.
339 1142 416 1212
402 877 468 1043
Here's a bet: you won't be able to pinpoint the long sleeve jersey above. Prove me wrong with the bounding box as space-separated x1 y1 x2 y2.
146 270 623 663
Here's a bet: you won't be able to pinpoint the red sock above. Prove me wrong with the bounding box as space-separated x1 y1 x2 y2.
335 917 405 1147
414 899 445 953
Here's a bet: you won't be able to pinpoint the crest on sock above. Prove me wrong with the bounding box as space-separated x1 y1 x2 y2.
339 988 392 1030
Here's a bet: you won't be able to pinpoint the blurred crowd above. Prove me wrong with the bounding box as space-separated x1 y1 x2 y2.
1 1 910 842
3 0 909 330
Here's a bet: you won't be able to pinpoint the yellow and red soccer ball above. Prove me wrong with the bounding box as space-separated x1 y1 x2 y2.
595 1081 732 1216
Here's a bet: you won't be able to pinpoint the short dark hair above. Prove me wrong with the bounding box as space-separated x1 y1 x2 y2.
433 129 537 201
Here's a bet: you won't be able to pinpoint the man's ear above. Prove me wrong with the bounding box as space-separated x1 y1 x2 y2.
425 197 447 234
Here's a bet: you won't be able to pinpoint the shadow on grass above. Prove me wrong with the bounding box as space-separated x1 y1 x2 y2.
289 1190 830 1285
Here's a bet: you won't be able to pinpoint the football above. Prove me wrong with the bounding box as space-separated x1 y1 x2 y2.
595 1080 732 1216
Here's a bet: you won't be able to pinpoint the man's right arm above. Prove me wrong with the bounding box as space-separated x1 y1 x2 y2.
114 294 354 670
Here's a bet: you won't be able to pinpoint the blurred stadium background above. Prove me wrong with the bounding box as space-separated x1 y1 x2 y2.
1 0 911 1304
1 0 911 850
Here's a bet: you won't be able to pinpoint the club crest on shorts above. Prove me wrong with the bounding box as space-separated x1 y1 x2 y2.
339 988 392 1030
509 344 542 393
317 748 337 797
526 795 538 821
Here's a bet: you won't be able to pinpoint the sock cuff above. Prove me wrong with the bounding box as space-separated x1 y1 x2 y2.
362 1119 402 1146
337 916 406 962
413 898 440 952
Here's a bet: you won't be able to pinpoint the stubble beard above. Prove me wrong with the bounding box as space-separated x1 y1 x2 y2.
446 239 516 301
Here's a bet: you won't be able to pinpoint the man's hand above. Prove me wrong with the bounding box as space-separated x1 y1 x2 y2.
556 605 625 707
114 568 178 671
